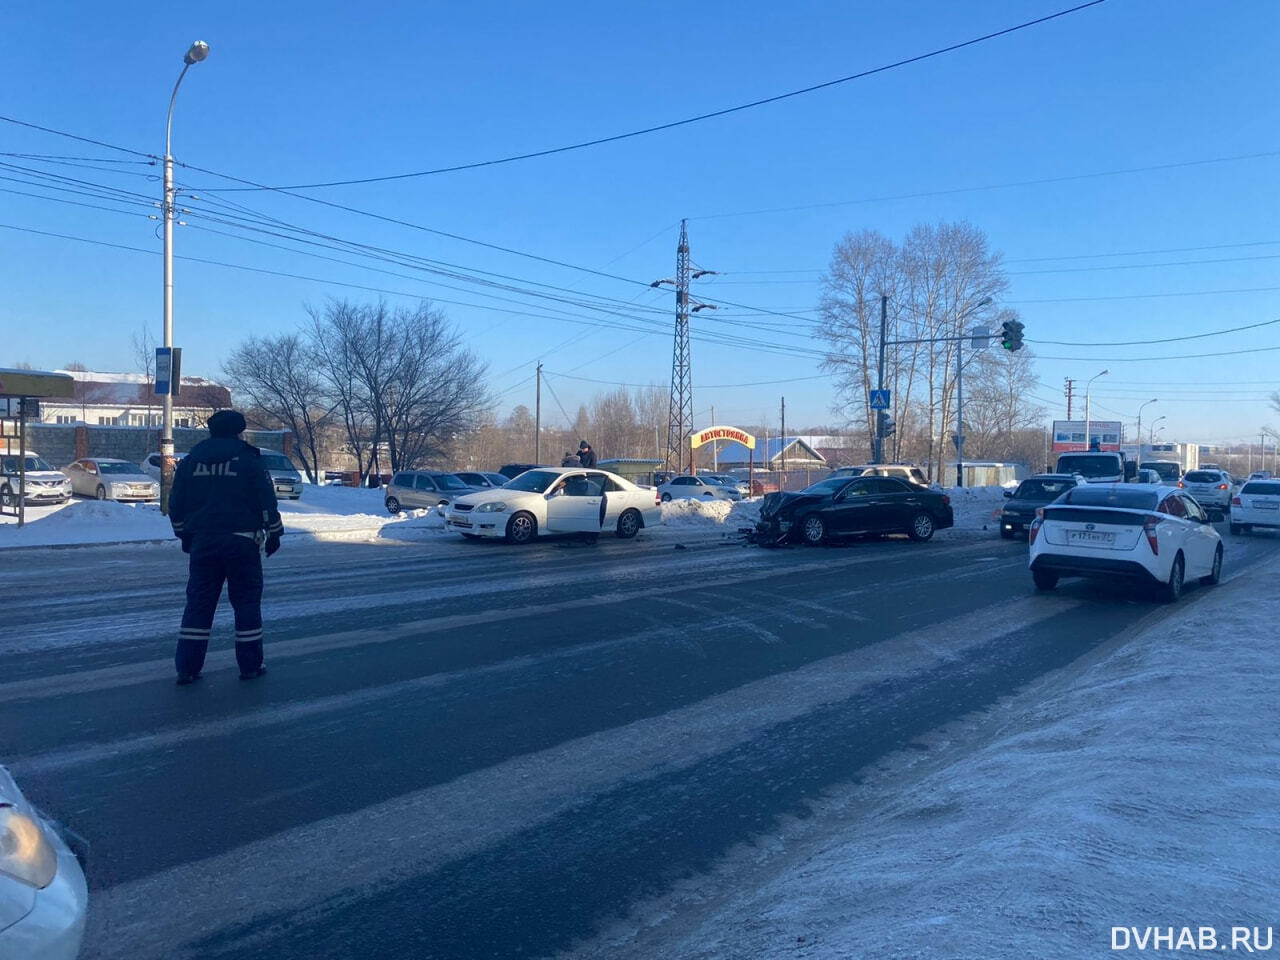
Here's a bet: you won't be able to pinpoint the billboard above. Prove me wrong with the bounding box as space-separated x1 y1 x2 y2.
1052 419 1123 453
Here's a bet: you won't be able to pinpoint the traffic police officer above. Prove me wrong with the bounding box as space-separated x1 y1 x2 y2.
169 409 284 685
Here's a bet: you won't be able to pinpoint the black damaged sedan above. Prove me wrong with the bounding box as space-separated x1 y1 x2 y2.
755 475 953 546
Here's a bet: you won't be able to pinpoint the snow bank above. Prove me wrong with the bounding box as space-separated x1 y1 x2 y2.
659 498 759 528
1 482 1010 549
0 500 172 547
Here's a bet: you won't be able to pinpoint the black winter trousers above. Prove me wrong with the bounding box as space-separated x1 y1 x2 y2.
176 533 264 677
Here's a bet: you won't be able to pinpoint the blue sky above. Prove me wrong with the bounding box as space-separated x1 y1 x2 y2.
3 1 1278 447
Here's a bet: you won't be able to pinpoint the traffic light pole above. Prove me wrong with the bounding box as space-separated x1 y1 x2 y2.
881 322 1022 487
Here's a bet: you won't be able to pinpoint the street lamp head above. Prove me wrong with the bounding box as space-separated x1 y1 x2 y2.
184 41 210 65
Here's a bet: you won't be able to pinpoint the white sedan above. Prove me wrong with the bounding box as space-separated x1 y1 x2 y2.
445 467 661 543
0 765 88 960
1230 478 1280 535
1028 483 1222 602
657 474 740 503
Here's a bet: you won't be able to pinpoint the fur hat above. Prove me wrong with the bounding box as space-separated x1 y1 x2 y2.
208 409 247 438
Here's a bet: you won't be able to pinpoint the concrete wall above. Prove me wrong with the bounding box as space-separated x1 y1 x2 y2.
18 424 295 467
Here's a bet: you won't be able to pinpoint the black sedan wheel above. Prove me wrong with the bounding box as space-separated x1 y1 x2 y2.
800 514 826 545
385 496 401 515
907 512 935 541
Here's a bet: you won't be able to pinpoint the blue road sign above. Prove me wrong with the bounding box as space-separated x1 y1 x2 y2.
869 389 890 410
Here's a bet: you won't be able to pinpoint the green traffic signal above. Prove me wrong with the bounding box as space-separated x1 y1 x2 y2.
1000 319 1025 351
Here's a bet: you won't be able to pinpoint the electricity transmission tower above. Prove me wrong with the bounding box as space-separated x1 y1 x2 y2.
652 219 715 473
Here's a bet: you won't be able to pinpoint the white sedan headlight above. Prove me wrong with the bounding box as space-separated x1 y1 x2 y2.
474 501 507 513
0 804 57 888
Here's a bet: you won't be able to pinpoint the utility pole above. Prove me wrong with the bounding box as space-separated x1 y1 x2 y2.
1064 377 1075 420
874 294 888 464
780 397 787 474
534 362 542 464
654 220 715 474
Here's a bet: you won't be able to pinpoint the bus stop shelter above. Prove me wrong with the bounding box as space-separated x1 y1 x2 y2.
0 367 75 527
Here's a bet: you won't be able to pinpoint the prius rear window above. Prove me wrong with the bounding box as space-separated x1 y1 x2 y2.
1059 486 1158 510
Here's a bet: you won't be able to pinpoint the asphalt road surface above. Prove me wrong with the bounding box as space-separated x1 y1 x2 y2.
4 522 1277 960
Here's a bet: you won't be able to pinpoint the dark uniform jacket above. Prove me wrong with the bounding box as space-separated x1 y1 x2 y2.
577 447 597 468
169 438 284 540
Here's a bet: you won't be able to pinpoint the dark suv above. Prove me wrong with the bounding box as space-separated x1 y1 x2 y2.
998 473 1082 538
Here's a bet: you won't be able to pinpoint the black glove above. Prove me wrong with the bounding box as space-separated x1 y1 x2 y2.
180 534 193 554
264 534 281 557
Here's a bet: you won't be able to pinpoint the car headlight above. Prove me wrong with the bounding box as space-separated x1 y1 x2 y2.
475 501 507 513
0 804 57 888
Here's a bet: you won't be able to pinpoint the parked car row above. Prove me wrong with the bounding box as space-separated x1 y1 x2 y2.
1 448 303 506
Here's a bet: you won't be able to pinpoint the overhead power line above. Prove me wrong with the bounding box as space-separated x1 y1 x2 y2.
689 148 1280 221
185 1 1107 191
1030 316 1280 347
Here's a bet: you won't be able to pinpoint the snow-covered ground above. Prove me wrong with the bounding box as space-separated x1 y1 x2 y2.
0 483 1009 550
579 551 1280 960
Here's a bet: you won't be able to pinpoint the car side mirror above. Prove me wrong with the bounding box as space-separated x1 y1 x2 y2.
1003 490 1013 499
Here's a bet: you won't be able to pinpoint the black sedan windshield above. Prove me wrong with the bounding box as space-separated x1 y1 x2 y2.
801 477 850 495
1014 478 1075 499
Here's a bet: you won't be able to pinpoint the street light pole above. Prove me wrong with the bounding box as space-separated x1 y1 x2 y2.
1136 398 1158 470
1148 416 1166 447
1083 369 1109 452
160 40 209 514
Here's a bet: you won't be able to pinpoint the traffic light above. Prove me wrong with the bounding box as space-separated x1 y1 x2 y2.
878 410 896 438
1000 319 1025 351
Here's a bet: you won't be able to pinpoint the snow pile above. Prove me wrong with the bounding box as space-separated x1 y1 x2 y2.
940 484 1008 533
0 499 172 547
660 498 760 528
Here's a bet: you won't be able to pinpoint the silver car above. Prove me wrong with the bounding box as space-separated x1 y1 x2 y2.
62 458 159 501
0 765 88 960
1 454 73 506
1178 469 1233 517
384 470 475 515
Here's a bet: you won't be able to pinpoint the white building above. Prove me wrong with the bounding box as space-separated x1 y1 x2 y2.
37 370 231 428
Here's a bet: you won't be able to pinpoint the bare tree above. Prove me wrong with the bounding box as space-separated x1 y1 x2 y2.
223 334 333 482
817 230 902 460
307 299 489 475
962 341 1044 461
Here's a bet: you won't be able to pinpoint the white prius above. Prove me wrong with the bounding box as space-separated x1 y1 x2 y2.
1028 483 1222 603
445 467 661 543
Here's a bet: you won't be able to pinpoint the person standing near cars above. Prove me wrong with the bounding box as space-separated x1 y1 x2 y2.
577 440 597 468
168 409 284 685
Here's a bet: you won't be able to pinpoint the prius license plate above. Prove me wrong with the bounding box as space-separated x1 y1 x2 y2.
1068 530 1114 545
